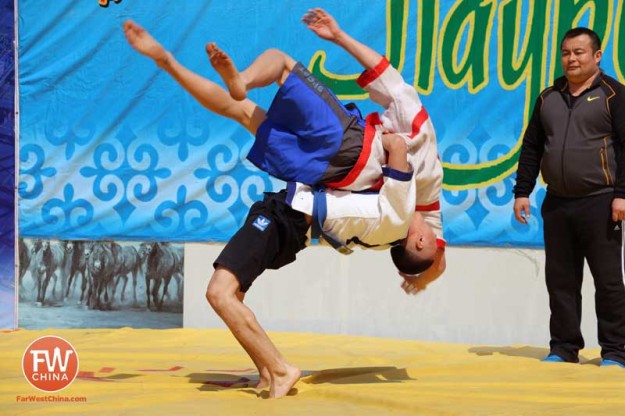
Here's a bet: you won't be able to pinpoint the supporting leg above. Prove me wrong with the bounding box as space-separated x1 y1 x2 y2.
235 290 270 389
206 267 300 398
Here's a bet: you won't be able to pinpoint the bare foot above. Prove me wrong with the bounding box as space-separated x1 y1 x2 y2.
206 42 247 101
123 20 170 66
255 367 270 389
256 379 270 389
270 364 301 399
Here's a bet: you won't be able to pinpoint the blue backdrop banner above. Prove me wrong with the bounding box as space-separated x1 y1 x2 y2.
17 0 625 246
1 0 16 329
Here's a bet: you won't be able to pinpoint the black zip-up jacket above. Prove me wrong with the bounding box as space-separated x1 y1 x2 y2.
514 71 625 199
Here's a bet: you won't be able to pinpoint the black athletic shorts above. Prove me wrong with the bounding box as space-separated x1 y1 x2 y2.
213 191 309 292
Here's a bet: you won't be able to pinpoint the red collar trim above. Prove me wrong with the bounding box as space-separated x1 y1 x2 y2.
415 201 440 211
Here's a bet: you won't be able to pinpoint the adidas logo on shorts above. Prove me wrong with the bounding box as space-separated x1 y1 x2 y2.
252 215 271 232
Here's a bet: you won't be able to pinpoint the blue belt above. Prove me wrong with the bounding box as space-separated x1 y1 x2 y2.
311 185 353 255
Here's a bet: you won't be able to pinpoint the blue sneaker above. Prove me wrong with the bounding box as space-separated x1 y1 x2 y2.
600 359 625 368
541 354 566 363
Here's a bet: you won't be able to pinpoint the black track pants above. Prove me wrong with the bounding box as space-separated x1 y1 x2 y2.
542 192 625 364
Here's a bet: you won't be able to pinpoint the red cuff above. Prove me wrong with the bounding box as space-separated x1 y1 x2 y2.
356 57 390 88
415 201 440 211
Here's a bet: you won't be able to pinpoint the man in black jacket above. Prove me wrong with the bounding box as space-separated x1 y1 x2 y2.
513 27 625 367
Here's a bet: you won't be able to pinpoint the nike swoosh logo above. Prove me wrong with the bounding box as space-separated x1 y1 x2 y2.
587 96 600 102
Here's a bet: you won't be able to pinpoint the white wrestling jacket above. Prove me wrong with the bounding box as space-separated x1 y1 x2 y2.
325 57 444 244
286 165 416 250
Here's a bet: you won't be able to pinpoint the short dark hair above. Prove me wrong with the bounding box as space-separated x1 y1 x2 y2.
390 245 434 275
560 27 602 52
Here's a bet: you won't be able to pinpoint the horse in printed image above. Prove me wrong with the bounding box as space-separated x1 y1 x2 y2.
141 242 182 311
86 242 118 310
112 244 143 306
29 240 68 305
19 237 184 314
64 240 94 305
18 238 37 299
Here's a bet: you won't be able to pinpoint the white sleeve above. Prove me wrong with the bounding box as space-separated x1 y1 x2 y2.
356 57 428 138
368 167 417 243
324 165 416 246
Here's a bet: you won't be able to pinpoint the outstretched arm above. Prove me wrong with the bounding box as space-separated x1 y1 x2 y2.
302 8 382 71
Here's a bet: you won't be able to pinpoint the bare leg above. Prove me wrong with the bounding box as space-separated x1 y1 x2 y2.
206 267 300 398
207 44 296 101
235 290 270 389
123 20 266 134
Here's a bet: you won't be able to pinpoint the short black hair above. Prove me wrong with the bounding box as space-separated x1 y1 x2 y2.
560 27 602 52
390 245 434 275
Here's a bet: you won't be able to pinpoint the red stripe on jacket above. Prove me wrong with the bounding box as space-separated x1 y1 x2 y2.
409 107 429 139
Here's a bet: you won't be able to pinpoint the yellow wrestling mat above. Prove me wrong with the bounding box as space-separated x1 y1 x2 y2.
1 328 624 415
